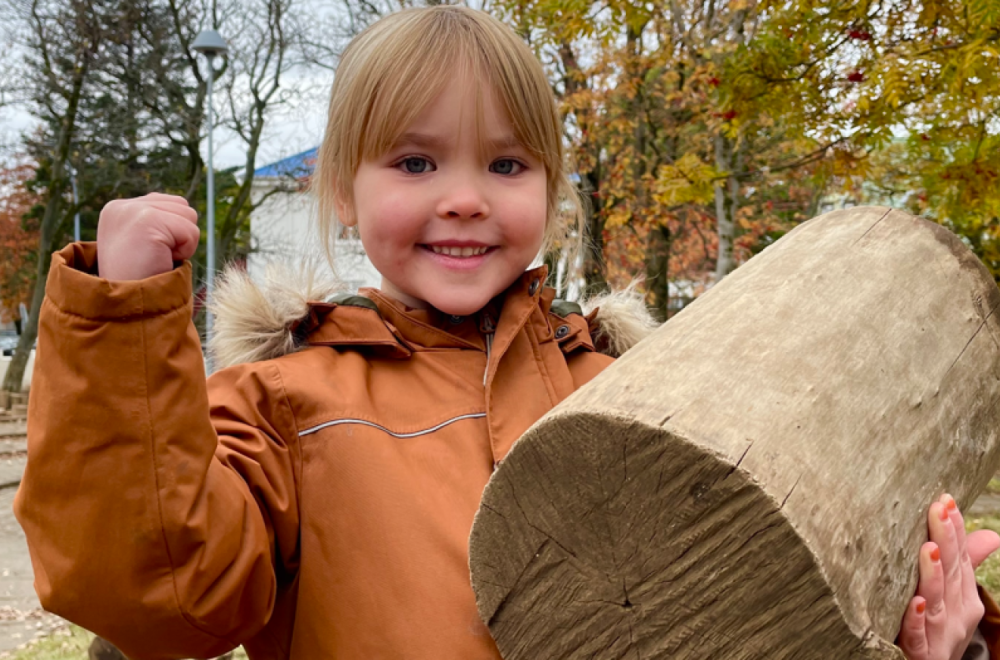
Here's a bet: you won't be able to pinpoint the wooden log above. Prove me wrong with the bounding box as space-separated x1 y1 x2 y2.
469 207 1000 660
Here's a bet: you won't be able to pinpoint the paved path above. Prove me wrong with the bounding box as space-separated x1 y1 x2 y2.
0 425 65 655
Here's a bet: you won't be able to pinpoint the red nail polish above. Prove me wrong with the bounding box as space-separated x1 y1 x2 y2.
930 547 941 562
916 601 926 614
939 505 949 521
946 497 957 511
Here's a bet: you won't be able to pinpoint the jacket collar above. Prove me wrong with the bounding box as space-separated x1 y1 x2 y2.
303 266 551 355
208 260 658 369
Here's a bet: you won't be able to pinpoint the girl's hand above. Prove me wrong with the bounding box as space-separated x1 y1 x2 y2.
97 193 201 281
897 494 1000 660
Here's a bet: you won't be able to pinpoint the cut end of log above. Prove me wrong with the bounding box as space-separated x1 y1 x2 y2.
470 413 904 659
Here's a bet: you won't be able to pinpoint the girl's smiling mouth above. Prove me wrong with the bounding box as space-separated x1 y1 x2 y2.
420 243 498 269
427 245 492 257
421 242 498 258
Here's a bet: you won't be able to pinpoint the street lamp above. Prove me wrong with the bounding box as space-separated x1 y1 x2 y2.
192 29 228 372
69 166 80 242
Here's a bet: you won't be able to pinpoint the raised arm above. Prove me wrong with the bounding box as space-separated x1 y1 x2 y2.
14 196 301 660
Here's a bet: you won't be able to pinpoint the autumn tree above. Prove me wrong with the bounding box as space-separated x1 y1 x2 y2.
815 1 1000 281
497 0 824 318
0 161 40 333
494 0 1000 318
1 0 104 393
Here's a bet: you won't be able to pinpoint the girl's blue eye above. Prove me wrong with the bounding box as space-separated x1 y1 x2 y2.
490 159 523 175
400 157 433 174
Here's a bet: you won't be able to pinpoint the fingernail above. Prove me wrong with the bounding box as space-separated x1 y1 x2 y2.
916 601 926 614
939 505 949 521
931 547 941 562
946 496 957 511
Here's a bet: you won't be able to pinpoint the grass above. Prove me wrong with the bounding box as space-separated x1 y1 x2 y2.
0 626 247 660
0 627 90 660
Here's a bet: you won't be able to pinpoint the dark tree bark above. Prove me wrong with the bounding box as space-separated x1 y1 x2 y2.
644 222 670 320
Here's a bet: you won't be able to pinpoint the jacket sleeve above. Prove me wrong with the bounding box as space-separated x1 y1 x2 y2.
13 243 301 660
978 585 1000 660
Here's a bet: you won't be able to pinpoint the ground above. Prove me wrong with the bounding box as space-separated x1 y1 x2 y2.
0 417 998 659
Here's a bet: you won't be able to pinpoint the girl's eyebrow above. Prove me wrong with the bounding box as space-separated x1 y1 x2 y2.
488 135 523 151
396 132 447 149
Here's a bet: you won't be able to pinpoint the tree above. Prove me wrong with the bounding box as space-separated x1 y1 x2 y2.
496 0 822 318
1 0 104 393
2 0 312 392
0 160 40 333
214 0 303 264
813 1 1000 282
493 0 1000 318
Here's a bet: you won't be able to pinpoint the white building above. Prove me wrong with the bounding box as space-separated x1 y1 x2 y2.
248 148 381 291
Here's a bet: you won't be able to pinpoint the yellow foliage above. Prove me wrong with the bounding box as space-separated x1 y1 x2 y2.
493 0 1000 288
654 153 718 207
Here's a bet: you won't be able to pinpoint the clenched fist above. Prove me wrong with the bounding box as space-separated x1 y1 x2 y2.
97 193 201 281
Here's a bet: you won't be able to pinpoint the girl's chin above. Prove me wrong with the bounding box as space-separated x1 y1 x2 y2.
381 271 528 317
421 282 517 317
428 294 496 317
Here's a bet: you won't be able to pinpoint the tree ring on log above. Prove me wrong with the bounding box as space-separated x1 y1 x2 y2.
470 412 905 660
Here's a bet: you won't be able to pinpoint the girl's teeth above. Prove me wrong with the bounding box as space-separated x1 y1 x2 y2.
430 246 489 257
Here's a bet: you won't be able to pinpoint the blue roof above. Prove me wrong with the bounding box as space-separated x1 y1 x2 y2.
254 146 319 178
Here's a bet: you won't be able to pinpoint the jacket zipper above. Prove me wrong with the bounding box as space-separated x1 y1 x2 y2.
480 314 495 386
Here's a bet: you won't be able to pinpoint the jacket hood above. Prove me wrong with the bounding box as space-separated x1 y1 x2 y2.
208 263 660 370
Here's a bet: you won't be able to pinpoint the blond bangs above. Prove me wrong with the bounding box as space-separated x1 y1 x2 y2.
313 6 584 267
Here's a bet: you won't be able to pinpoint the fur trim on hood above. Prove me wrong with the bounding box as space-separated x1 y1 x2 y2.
209 263 343 370
209 265 660 369
581 282 660 359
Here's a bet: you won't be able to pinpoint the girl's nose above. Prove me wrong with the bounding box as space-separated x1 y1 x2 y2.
436 178 490 220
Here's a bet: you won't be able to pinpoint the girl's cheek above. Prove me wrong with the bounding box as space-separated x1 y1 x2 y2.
367 202 415 239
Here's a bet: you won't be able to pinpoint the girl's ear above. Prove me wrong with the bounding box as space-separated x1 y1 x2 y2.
335 193 357 228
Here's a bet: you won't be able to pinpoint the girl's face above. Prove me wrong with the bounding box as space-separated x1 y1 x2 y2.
338 77 548 316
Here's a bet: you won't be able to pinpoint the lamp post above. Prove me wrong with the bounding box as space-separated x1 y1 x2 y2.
70 167 80 242
192 29 228 372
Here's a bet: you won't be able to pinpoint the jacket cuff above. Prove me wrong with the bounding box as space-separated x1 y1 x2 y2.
46 242 192 320
977 585 1000 660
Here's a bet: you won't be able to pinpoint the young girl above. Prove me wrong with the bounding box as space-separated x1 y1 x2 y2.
12 6 1000 660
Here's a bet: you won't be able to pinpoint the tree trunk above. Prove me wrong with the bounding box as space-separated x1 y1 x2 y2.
713 132 733 282
1 222 54 392
1 156 73 393
644 223 670 321
581 169 607 295
470 206 1000 659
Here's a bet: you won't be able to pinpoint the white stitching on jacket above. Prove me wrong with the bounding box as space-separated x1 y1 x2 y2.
298 412 487 438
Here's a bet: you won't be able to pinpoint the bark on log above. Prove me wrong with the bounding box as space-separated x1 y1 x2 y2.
469 207 1000 660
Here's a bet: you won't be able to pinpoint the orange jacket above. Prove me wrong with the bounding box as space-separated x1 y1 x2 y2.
14 243 635 660
14 243 1000 660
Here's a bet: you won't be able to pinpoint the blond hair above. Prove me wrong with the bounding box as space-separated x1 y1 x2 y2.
312 5 583 264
